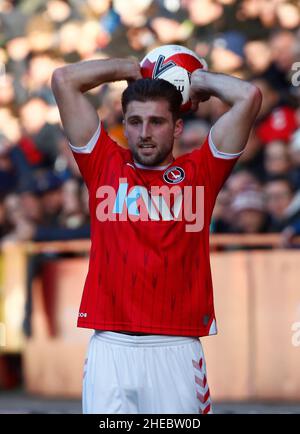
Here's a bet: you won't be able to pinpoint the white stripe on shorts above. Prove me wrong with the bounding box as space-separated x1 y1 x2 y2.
82 331 213 414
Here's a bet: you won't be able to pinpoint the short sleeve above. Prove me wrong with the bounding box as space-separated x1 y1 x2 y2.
69 120 119 188
189 127 243 202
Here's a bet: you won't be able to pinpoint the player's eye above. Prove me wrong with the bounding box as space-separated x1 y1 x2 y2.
129 119 140 125
151 118 163 125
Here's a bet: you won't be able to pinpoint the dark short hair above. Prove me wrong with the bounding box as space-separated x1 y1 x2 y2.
121 78 183 121
265 174 296 193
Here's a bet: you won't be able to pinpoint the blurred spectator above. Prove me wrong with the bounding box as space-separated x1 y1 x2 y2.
76 20 103 59
264 176 300 231
84 0 112 19
18 96 61 170
230 189 269 233
34 170 64 226
270 30 297 73
263 140 291 180
126 26 156 54
113 0 154 27
0 73 15 108
44 0 74 25
3 30 22 54
25 14 55 53
253 77 298 145
244 39 272 75
237 129 265 181
1 193 35 241
60 179 88 229
0 1 28 44
226 169 262 197
57 20 82 62
258 0 280 29
23 52 57 101
210 30 246 73
0 112 37 195
269 30 298 85
211 188 232 233
98 81 125 134
276 2 300 30
175 119 210 157
149 4 192 45
19 190 43 225
184 0 223 28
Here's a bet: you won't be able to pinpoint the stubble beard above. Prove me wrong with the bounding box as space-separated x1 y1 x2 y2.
130 143 173 167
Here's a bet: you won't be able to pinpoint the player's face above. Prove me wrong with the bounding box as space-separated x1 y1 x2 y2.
124 99 183 166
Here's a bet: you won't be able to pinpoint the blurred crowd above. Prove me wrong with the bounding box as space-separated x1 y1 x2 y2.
0 0 300 246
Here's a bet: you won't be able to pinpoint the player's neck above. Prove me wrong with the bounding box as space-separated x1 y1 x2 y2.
133 157 175 171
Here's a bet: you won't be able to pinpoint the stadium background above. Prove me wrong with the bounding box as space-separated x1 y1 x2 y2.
0 0 300 413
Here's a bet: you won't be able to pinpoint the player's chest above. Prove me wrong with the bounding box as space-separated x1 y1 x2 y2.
92 160 206 228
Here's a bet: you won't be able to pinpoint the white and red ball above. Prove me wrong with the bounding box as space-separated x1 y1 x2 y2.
140 44 207 112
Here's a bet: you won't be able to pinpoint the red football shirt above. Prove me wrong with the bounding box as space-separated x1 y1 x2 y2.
70 121 241 337
256 106 297 144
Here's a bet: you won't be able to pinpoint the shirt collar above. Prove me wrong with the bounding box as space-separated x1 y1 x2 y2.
133 158 175 171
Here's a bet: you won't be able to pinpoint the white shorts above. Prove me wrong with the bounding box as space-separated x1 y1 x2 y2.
82 331 212 414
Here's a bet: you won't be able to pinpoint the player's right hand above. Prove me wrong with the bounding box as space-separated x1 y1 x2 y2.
125 58 143 85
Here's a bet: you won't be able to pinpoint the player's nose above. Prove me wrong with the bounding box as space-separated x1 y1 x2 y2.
140 121 151 139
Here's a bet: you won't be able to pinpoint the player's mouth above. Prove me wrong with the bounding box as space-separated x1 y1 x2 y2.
139 143 156 148
138 143 156 154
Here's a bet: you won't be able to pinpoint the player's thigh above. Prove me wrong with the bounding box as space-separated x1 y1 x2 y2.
142 339 212 414
82 334 124 414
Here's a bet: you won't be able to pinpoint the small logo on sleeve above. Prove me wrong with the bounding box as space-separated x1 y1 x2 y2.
78 312 88 318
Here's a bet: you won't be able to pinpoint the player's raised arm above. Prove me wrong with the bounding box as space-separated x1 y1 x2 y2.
189 70 262 154
51 58 142 148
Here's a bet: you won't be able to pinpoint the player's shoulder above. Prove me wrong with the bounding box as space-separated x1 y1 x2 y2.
185 128 243 162
69 120 122 156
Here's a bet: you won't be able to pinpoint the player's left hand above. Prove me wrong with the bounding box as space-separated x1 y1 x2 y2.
189 69 211 111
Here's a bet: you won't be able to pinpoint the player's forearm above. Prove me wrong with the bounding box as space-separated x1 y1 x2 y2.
52 58 141 93
190 70 260 107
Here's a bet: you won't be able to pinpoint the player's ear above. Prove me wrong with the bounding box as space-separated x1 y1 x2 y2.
174 118 184 139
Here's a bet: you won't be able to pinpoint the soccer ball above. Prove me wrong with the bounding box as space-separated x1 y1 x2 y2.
140 44 208 112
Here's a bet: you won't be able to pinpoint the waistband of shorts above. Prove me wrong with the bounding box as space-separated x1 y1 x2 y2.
93 331 199 347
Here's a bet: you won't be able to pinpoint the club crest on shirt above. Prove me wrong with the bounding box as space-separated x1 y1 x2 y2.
163 166 185 184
